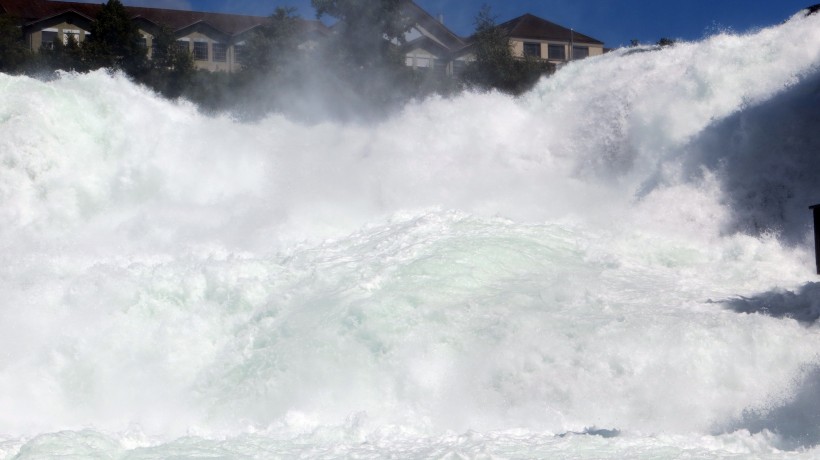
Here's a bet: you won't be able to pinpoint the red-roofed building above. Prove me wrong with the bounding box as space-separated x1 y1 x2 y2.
466 13 605 66
397 8 606 77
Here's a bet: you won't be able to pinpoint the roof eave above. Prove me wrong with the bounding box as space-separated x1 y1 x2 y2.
23 8 94 28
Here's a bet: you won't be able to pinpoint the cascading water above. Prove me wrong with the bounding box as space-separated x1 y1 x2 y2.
1 9 820 459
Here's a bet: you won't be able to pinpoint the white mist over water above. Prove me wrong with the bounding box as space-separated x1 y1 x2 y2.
2 11 820 459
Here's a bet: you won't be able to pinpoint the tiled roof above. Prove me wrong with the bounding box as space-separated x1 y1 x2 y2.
0 0 72 18
0 0 328 37
497 13 603 45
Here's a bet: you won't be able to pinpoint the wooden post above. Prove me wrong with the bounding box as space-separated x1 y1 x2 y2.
811 204 820 274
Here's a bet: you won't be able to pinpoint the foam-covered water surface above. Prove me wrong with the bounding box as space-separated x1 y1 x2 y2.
1 10 820 459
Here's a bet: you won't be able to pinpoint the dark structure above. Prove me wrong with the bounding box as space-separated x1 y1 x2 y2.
811 204 820 274
493 13 604 63
807 4 820 15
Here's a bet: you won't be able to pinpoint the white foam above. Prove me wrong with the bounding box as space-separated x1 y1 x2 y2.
1 11 820 457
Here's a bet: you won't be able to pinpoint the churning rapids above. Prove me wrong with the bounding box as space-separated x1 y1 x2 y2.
2 10 820 460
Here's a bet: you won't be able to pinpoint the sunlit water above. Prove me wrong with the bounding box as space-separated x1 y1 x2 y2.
2 10 820 459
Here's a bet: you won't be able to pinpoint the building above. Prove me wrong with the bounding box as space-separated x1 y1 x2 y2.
0 0 329 73
398 1 466 76
1 0 604 75
397 7 605 76
470 13 605 66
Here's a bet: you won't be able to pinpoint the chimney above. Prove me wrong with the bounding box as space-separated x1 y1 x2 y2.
438 14 444 24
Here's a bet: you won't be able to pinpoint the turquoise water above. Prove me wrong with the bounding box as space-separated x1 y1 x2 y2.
1 10 820 458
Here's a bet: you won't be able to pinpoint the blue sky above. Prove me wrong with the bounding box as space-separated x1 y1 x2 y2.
58 0 816 47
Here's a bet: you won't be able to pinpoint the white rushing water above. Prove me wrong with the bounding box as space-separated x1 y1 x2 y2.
2 10 820 459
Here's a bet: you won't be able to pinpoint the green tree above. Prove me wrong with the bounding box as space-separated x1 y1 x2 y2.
461 5 511 85
140 25 193 98
312 0 411 69
0 13 31 72
38 32 87 72
461 5 552 94
226 7 304 117
148 25 181 70
84 0 147 75
241 7 300 76
309 0 418 116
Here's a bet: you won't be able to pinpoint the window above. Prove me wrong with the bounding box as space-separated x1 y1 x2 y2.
41 29 58 49
212 43 227 62
572 46 589 60
523 42 541 58
62 29 80 45
193 41 208 61
139 36 148 49
176 40 189 54
415 57 432 68
548 44 566 60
